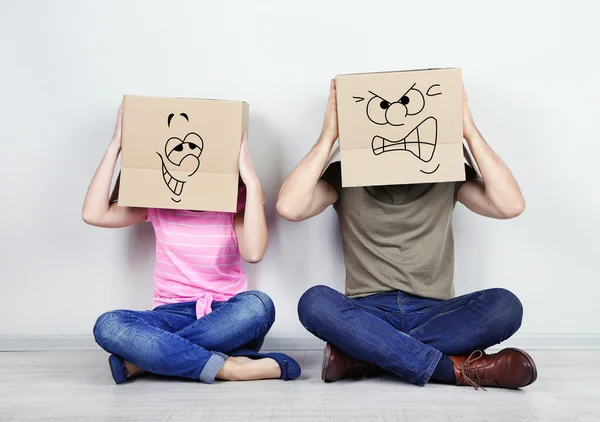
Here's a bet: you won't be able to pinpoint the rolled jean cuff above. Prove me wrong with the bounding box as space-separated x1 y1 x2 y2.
417 349 443 387
199 352 227 384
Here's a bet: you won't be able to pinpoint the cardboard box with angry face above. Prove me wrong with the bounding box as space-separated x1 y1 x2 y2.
336 68 466 187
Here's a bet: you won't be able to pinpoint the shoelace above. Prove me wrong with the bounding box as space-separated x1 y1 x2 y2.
459 350 489 391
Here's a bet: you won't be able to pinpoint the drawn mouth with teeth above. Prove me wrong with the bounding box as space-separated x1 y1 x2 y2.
156 131 203 203
371 117 438 163
158 154 186 198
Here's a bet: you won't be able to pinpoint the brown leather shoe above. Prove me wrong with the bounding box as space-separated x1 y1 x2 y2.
450 348 537 390
321 343 380 382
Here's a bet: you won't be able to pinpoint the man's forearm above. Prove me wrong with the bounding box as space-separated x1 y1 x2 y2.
277 136 335 216
465 124 525 215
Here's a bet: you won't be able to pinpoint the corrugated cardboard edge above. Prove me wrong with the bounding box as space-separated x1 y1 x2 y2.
320 143 340 177
462 140 482 178
337 67 458 77
109 171 121 204
241 102 268 205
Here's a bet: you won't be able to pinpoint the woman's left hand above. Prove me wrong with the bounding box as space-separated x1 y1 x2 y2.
239 133 260 189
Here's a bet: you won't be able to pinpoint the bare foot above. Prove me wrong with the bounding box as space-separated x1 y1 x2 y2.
216 356 281 381
124 360 145 378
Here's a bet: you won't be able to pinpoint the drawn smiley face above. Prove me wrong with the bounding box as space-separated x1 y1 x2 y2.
156 113 204 203
358 83 443 174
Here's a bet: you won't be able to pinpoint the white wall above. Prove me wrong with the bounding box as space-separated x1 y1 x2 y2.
1 0 598 342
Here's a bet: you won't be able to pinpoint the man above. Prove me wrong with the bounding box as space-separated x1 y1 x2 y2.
276 79 535 389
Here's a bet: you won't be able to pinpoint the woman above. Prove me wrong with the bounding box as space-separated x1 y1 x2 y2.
83 104 300 384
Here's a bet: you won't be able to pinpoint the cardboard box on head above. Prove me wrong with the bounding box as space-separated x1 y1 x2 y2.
335 68 468 187
118 95 248 212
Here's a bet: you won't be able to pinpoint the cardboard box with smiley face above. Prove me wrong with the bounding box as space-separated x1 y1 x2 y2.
118 95 248 212
335 68 468 187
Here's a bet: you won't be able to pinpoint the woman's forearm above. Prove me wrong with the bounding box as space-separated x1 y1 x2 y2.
239 181 268 263
82 104 147 228
82 144 121 224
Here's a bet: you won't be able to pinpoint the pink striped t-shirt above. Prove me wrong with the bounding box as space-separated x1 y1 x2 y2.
147 189 247 319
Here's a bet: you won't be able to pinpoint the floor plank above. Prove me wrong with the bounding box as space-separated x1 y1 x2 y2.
0 350 599 421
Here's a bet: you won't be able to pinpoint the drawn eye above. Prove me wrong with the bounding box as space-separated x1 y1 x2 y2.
402 88 425 116
366 94 389 125
165 137 184 158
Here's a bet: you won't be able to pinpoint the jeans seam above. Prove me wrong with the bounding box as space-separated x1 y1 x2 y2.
242 291 276 324
407 291 484 336
418 349 443 387
396 292 407 332
352 301 404 316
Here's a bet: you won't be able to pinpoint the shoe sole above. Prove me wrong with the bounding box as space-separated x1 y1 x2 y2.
505 348 538 387
321 344 333 383
108 354 128 384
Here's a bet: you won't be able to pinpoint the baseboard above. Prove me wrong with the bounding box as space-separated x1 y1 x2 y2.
1 334 599 352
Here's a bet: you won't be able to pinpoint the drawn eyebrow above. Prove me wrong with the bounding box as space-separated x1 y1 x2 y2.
399 83 417 100
368 90 392 103
180 113 189 121
426 84 442 96
167 113 175 127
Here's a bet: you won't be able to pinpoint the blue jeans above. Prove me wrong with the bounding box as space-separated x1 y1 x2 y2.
93 290 275 383
298 286 523 386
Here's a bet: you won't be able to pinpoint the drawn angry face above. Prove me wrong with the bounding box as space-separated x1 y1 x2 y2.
156 113 203 203
358 82 442 173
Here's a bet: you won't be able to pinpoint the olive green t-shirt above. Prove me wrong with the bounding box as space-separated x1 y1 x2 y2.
321 162 474 300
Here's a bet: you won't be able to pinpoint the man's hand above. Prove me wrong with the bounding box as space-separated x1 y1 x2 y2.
319 79 339 145
462 87 478 139
457 85 525 219
276 79 340 221
239 133 260 189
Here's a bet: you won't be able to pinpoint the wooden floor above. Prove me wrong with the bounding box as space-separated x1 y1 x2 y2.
0 350 599 421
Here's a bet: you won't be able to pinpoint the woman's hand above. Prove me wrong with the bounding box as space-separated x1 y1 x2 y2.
109 103 124 150
319 79 339 145
239 133 260 189
82 102 147 228
234 133 267 263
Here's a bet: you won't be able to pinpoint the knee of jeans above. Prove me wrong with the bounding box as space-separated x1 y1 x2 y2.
487 288 523 332
297 285 336 329
238 290 276 326
93 311 124 347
